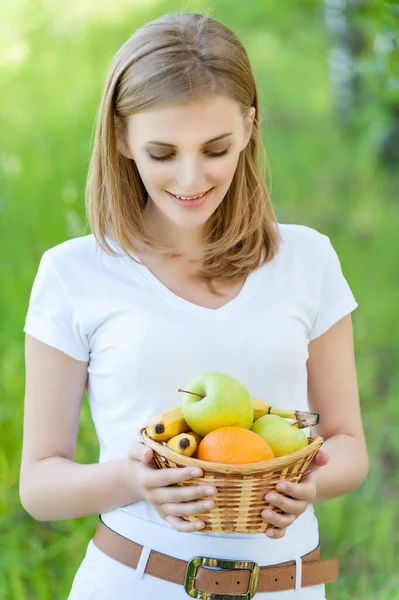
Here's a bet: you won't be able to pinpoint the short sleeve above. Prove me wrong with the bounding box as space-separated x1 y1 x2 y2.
23 251 90 362
309 237 358 341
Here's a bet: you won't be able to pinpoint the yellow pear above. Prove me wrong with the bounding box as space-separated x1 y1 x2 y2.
251 414 308 457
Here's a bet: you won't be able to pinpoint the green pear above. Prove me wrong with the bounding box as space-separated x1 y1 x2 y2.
179 372 254 437
251 414 308 457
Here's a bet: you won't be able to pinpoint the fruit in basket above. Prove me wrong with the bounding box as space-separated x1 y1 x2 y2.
146 406 190 442
166 431 202 457
178 372 253 437
252 398 320 428
197 426 274 464
251 414 308 457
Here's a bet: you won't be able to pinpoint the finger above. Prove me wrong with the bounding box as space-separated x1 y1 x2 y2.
151 483 217 504
128 442 154 465
301 469 318 485
265 527 286 539
145 466 203 490
262 508 297 529
274 479 316 502
164 514 205 532
309 449 329 469
265 491 308 515
161 498 215 517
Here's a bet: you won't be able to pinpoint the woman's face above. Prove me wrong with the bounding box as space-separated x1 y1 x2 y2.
117 94 255 232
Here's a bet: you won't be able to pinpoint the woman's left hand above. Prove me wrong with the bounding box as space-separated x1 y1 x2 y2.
262 449 329 539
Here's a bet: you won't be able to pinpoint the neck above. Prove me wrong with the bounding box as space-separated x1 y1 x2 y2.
143 198 205 261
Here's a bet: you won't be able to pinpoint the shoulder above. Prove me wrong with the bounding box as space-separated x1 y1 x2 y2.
40 234 102 271
35 234 108 292
278 223 330 250
277 223 332 263
271 224 336 280
42 233 97 261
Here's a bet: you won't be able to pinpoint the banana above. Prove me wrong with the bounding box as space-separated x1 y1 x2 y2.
146 406 191 442
252 398 272 421
252 398 319 428
146 398 319 442
166 431 202 457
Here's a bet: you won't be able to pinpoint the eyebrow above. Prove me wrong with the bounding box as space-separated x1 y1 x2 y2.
145 133 233 148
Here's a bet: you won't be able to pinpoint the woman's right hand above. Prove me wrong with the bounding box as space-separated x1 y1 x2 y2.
127 441 217 532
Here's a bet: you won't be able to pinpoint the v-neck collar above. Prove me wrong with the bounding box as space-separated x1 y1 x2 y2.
131 258 262 319
104 236 263 319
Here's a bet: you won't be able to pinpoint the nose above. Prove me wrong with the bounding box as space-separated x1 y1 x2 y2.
174 156 207 190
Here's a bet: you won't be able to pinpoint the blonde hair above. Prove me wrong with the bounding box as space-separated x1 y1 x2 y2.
86 12 280 293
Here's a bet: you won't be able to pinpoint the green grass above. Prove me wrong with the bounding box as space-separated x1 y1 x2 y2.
1 0 398 598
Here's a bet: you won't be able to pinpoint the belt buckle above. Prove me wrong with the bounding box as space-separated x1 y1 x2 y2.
184 556 260 600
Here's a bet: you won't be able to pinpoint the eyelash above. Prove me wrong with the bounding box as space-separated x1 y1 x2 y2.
149 149 229 162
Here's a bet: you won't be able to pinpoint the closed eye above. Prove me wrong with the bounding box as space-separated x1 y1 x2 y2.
149 149 229 162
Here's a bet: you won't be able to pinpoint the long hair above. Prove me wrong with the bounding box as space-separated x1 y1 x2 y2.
86 12 280 292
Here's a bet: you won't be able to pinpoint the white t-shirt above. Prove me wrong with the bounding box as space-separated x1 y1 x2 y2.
23 223 358 561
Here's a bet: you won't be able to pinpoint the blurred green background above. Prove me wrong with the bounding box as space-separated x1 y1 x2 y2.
1 0 398 598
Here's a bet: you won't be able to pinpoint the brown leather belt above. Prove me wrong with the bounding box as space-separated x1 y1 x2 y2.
93 517 339 598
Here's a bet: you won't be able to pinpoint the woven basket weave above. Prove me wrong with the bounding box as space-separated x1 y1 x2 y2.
139 427 323 534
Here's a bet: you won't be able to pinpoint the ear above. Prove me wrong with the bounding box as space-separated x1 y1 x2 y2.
116 132 134 160
241 106 256 150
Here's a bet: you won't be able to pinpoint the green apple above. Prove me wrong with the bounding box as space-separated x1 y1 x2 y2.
251 414 308 457
179 372 254 437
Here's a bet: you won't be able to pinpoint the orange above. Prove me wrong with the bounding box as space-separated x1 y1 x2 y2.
197 426 274 464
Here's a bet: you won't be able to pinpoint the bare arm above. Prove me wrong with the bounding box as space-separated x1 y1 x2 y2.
19 334 141 521
307 314 369 502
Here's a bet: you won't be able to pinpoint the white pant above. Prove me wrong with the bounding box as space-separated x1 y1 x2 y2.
67 509 326 599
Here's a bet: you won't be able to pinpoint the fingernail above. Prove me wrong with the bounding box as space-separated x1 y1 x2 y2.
277 482 287 492
191 469 202 477
204 500 215 509
267 529 275 537
196 522 204 529
205 487 216 496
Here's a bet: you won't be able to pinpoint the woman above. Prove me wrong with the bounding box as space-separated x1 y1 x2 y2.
20 12 369 599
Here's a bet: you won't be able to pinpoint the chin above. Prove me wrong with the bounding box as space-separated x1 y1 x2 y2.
172 216 212 230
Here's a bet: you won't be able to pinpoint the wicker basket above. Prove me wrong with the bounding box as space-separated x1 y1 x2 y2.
139 427 323 534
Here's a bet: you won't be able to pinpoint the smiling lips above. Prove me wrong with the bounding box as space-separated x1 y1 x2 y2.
167 188 213 200
166 188 214 208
